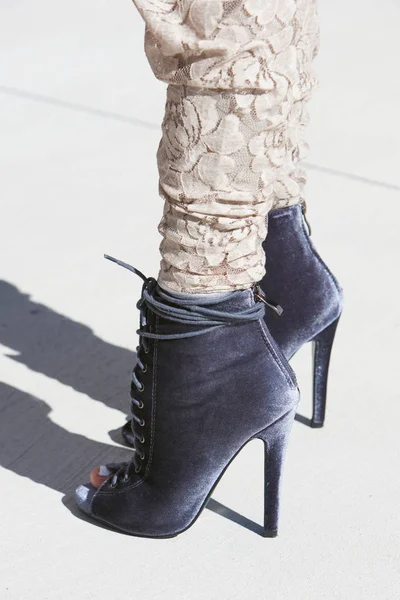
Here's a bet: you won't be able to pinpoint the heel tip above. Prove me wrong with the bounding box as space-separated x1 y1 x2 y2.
263 529 278 538
310 421 324 429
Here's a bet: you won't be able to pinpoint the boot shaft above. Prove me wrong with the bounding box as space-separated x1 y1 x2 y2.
262 204 343 358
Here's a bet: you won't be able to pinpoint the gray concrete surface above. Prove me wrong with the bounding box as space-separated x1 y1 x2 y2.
1 1 400 599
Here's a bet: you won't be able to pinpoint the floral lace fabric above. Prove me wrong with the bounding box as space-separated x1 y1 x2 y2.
132 0 319 292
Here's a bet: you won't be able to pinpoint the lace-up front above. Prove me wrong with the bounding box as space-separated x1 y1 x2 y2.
76 254 299 538
103 255 269 488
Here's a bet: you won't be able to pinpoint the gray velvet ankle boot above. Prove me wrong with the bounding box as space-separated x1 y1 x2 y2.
121 203 343 443
75 256 299 538
261 203 343 427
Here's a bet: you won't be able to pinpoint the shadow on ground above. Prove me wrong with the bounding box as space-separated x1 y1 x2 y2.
0 280 134 413
0 280 302 536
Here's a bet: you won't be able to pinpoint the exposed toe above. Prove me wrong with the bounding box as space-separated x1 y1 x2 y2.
75 484 97 515
90 465 112 488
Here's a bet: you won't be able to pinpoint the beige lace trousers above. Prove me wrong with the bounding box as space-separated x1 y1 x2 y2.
132 0 319 293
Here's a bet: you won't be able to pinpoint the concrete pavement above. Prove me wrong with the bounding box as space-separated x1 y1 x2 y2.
1 1 399 598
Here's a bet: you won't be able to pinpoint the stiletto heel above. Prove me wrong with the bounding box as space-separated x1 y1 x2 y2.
258 408 296 537
311 316 341 428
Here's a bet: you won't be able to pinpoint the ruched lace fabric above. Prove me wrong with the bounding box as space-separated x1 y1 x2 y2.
132 0 319 292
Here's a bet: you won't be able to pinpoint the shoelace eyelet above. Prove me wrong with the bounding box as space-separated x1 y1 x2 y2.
138 383 145 392
139 435 145 444
139 418 145 427
139 450 145 460
137 399 144 410
109 479 117 489
141 364 148 373
122 473 131 483
135 466 141 474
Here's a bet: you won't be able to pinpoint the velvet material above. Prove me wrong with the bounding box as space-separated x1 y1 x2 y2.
311 315 340 426
81 286 299 538
262 204 344 360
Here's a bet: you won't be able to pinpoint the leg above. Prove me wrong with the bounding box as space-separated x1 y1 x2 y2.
134 0 321 293
270 0 320 211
